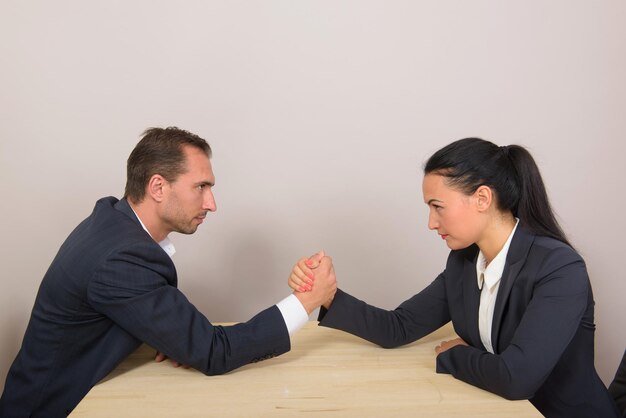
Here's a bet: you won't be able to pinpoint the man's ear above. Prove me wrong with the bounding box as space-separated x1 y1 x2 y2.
474 185 493 212
146 174 167 203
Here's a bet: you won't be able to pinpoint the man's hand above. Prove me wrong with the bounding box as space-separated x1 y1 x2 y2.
434 338 468 355
155 351 191 369
291 252 337 314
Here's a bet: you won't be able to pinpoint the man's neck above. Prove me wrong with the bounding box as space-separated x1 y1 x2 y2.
127 198 169 242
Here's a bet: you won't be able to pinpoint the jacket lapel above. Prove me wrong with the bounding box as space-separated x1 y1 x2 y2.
462 247 485 350
113 197 179 287
491 226 535 353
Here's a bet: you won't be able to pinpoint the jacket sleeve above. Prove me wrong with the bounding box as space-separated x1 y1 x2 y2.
319 272 451 348
436 246 589 400
87 241 290 375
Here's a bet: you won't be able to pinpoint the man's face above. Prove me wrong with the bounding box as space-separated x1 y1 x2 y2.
160 146 216 236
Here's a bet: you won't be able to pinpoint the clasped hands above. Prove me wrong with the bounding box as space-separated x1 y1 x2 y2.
289 251 467 354
289 250 337 315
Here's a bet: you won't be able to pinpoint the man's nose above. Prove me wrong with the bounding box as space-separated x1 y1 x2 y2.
204 190 217 212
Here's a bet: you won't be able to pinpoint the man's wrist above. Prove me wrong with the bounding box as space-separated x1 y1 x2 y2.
276 294 309 336
293 291 316 315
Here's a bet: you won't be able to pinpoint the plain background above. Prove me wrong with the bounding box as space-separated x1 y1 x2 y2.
1 1 625 394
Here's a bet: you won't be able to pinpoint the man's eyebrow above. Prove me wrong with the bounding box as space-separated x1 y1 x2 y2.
196 180 215 187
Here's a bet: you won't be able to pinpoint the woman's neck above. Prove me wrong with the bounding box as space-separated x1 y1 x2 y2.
477 214 517 266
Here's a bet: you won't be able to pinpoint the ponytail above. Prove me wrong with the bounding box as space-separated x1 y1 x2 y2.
505 145 571 246
424 138 571 247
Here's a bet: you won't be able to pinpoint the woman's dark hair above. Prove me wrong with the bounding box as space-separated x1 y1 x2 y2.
124 127 212 203
424 137 571 247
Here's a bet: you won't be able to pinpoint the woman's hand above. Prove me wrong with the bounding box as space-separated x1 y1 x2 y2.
288 250 325 292
434 337 468 354
155 351 190 369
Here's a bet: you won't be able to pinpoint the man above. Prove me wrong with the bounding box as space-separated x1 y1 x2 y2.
0 127 336 417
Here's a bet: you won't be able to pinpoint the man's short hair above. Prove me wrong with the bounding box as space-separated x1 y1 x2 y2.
124 127 212 203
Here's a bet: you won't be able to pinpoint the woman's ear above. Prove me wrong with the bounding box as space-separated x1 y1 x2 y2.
474 185 493 212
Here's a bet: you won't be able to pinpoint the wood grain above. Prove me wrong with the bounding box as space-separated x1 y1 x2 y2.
71 322 541 417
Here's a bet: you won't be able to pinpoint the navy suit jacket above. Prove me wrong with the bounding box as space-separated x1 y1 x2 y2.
0 197 290 417
609 350 626 416
318 226 620 417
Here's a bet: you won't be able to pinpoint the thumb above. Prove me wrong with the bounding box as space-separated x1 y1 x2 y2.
306 250 325 268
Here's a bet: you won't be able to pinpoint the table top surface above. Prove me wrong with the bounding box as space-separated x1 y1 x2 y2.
71 322 541 417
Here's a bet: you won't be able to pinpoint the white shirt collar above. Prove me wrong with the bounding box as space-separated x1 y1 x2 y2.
129 206 176 258
476 219 519 291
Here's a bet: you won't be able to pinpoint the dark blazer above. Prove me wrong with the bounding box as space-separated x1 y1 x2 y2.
0 197 290 417
609 350 626 416
318 226 620 417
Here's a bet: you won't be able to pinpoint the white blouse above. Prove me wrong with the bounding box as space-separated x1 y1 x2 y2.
476 219 519 353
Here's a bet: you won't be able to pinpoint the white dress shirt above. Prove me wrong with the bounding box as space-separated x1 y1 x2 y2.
476 219 519 354
130 206 308 336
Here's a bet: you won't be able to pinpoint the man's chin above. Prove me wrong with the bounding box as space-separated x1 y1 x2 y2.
176 225 200 235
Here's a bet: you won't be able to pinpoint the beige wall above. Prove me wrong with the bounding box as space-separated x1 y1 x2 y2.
1 1 625 393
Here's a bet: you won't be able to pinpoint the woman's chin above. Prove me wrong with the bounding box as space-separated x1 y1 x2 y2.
445 239 472 251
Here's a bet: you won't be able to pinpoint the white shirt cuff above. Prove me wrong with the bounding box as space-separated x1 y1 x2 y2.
276 294 309 336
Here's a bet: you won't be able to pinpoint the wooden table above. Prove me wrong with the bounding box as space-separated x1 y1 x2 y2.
71 322 541 417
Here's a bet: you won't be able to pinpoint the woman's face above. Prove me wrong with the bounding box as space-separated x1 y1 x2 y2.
422 173 485 250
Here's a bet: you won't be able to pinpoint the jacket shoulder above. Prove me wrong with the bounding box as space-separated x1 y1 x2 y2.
528 235 583 265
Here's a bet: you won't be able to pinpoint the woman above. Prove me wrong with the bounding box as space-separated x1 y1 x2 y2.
289 138 620 417
609 350 626 416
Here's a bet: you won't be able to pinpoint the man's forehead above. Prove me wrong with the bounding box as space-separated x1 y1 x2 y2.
180 148 214 178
